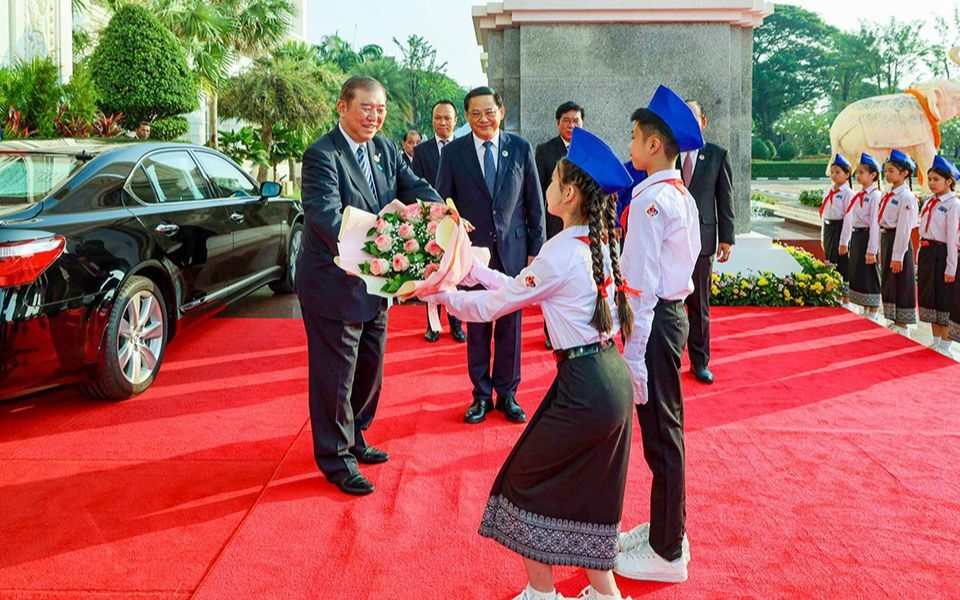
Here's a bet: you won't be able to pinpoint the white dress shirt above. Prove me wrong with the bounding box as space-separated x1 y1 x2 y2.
821 182 854 222
338 123 363 155
878 183 919 262
621 169 701 404
840 184 881 255
919 192 960 276
473 132 500 177
429 225 620 350
436 136 453 154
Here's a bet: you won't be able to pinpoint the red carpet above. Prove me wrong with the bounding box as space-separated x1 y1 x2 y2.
1 306 959 598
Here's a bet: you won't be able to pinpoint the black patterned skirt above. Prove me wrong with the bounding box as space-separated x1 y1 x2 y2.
880 229 917 324
823 220 849 286
479 343 634 570
949 261 960 340
848 228 881 308
918 241 955 325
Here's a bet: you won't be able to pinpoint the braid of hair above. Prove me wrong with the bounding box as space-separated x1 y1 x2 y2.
588 191 614 335
604 193 634 339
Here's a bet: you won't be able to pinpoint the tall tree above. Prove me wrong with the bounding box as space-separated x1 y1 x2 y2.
753 4 835 142
872 18 928 93
318 34 383 72
926 6 960 80
393 35 447 131
350 56 412 142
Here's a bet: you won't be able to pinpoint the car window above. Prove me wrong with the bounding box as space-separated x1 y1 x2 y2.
140 152 209 203
128 166 158 204
195 153 259 198
0 153 82 205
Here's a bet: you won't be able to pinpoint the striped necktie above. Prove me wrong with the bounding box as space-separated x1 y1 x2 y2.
356 146 377 200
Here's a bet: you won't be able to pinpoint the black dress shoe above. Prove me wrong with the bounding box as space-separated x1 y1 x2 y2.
496 395 527 423
450 322 467 343
424 328 440 343
335 473 375 495
351 446 389 464
691 366 714 384
465 398 494 424
544 336 553 350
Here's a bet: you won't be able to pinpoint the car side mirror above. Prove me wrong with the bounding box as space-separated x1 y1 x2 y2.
260 181 282 200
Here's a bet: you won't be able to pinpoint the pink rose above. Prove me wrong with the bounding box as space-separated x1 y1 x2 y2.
425 239 443 257
426 221 439 234
398 223 416 240
424 263 440 278
375 219 391 233
428 202 448 221
369 258 389 276
392 254 410 271
403 204 424 223
403 239 420 253
374 234 393 252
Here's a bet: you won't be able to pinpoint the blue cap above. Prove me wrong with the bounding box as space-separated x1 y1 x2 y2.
566 127 634 194
647 85 705 153
860 153 880 171
832 153 851 171
889 149 917 172
932 154 960 180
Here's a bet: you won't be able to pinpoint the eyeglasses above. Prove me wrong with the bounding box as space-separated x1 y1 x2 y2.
559 118 582 126
468 109 499 120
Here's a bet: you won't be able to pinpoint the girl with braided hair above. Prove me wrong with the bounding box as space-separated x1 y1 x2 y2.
419 128 636 600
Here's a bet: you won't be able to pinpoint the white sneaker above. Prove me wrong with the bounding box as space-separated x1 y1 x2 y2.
574 586 631 600
890 325 910 336
618 523 690 564
614 539 688 583
867 312 883 323
841 302 855 311
928 341 941 351
512 587 559 600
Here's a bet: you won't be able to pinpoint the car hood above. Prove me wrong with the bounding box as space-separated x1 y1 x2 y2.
0 202 42 225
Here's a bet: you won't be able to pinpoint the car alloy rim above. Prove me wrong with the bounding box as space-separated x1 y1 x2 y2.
117 290 164 385
290 228 302 282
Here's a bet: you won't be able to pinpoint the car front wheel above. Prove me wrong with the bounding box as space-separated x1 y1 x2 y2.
81 275 168 400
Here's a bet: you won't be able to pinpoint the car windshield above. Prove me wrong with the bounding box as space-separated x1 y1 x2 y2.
0 153 83 205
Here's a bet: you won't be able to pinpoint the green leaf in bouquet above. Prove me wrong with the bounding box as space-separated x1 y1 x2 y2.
359 262 371 275
410 252 426 263
366 227 378 237
363 241 380 256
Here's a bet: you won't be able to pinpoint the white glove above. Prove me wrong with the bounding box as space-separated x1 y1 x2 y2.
632 377 648 405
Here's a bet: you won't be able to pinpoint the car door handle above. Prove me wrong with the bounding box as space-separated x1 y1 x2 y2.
155 223 179 236
229 212 245 223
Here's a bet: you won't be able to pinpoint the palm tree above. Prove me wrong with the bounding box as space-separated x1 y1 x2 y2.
350 57 413 142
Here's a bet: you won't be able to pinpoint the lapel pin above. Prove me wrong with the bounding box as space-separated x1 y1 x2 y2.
373 153 381 163
502 150 509 158
699 155 705 161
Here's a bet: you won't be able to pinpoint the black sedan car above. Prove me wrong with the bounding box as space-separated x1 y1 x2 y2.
0 139 303 400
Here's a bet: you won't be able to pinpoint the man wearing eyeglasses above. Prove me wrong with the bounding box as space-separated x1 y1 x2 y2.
435 86 546 425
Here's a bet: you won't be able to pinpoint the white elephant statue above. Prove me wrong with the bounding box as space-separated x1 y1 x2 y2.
830 46 960 191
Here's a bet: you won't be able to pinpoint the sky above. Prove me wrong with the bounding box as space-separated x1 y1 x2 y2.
304 1 960 88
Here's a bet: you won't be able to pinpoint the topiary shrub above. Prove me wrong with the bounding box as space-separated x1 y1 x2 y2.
91 4 198 127
752 138 772 160
777 139 800 161
150 115 190 141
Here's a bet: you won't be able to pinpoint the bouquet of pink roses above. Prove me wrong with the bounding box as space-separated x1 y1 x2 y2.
336 199 488 301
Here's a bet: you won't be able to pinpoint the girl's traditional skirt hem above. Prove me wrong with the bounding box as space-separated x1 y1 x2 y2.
823 220 849 292
880 230 917 324
478 344 634 571
848 228 881 308
947 262 960 341
917 242 954 326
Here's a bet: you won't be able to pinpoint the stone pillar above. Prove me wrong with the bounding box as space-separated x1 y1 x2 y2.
1 0 73 82
472 1 773 235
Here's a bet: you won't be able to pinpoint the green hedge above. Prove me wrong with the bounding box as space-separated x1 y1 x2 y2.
752 160 829 179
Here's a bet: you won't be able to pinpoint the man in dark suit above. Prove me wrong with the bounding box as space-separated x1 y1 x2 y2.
679 100 735 384
412 100 467 344
296 76 441 496
535 101 584 240
435 86 545 424
400 129 420 168
534 101 583 349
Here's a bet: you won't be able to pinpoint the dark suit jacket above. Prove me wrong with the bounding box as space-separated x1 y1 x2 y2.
534 135 567 239
401 152 414 168
678 142 735 256
435 131 545 277
296 125 442 322
411 137 442 186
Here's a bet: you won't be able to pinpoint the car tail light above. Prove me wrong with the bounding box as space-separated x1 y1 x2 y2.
0 236 66 288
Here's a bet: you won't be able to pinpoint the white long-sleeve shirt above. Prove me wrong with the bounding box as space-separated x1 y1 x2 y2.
620 169 701 404
821 182 854 222
919 192 960 276
840 184 881 255
431 225 620 350
878 183 919 262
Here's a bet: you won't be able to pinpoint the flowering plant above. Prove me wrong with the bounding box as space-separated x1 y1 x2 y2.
336 199 489 301
710 245 843 307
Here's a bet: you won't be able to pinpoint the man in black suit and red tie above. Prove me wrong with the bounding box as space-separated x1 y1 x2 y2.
296 76 441 496
412 100 467 344
679 100 735 384
435 86 545 424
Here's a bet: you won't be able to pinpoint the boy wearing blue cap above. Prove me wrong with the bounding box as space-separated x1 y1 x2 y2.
879 150 920 333
614 85 702 584
917 155 960 354
840 153 883 319
421 128 637 600
821 154 855 307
